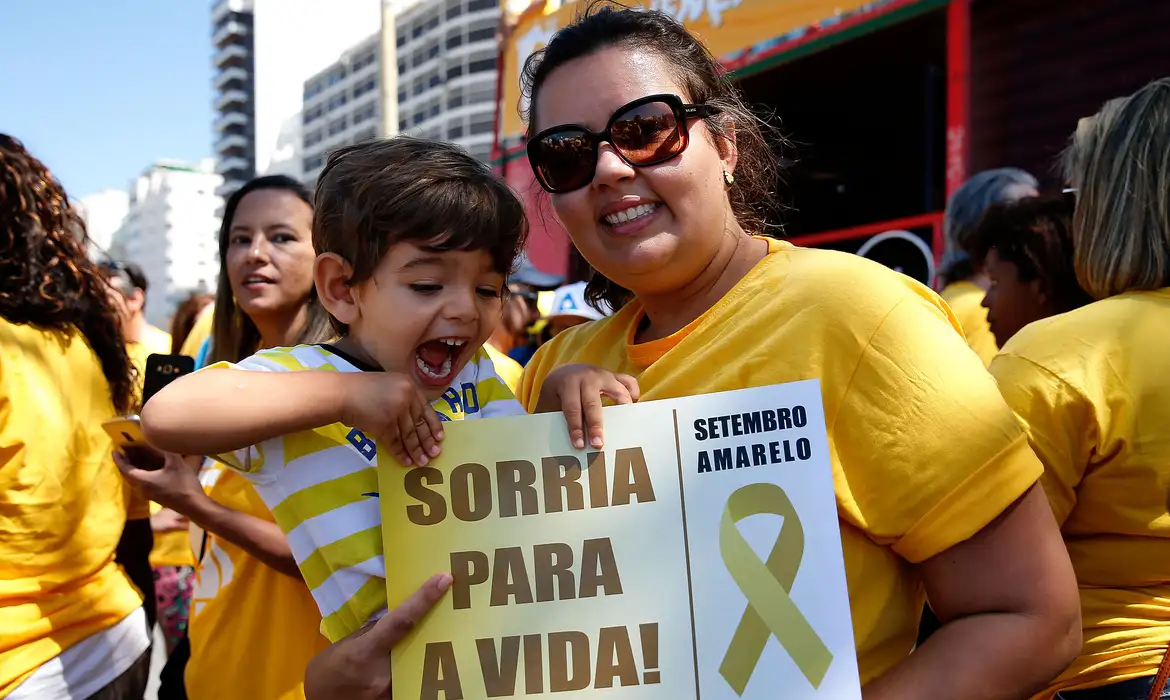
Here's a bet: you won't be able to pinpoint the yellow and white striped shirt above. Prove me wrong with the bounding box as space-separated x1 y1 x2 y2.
207 343 525 642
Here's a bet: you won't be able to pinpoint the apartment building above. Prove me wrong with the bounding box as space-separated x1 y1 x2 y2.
394 0 501 164
109 161 224 327
211 0 257 200
301 33 383 186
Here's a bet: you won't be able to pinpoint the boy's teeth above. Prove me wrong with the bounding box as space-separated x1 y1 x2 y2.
416 355 454 380
604 203 656 225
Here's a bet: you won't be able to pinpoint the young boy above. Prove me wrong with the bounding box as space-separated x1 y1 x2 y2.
141 137 531 642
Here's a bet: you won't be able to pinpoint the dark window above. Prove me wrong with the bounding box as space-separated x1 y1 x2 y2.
468 26 495 42
412 24 423 38
425 15 439 30
446 33 463 49
399 119 408 131
468 0 497 11
398 90 407 103
397 33 406 47
470 119 493 135
469 57 495 73
428 44 440 59
413 81 424 96
428 103 440 118
429 74 441 88
447 93 464 109
446 1 463 19
303 154 324 171
412 111 426 125
447 64 464 80
398 61 407 75
448 124 464 139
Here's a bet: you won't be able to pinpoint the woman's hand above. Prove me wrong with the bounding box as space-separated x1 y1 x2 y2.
535 363 640 449
341 372 447 467
150 507 190 534
114 448 203 513
305 572 453 700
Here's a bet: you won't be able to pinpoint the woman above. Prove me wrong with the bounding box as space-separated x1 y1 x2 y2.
971 196 1094 347
117 175 333 700
171 292 214 355
938 167 1040 365
514 6 1081 697
989 79 1170 700
0 135 154 699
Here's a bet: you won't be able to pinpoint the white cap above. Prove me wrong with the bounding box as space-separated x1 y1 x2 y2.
547 281 608 322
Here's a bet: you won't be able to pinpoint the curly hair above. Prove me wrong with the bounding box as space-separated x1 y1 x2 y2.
0 134 136 414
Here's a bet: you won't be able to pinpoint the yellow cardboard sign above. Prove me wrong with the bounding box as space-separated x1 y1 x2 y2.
381 381 861 699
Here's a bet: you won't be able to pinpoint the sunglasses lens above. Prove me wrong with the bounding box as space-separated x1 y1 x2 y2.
533 130 595 192
610 100 682 165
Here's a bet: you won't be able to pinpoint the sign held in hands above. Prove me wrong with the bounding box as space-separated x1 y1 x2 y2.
380 380 861 699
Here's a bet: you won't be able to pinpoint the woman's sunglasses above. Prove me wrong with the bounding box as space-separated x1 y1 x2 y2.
527 94 721 194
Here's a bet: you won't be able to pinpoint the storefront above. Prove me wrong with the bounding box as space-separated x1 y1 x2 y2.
491 0 1170 288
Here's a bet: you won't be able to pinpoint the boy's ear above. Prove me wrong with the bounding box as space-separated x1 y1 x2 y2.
315 253 360 326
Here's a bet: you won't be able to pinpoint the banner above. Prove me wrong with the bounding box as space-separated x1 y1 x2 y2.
381 381 861 699
499 0 881 139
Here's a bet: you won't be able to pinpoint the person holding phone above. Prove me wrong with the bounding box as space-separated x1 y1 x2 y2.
115 175 333 700
0 135 155 700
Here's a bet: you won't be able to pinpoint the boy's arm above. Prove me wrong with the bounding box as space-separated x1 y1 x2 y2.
141 368 352 456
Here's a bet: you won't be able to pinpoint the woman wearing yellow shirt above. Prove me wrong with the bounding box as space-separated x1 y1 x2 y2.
0 135 154 699
117 175 333 700
937 167 1039 366
514 7 1081 698
989 79 1170 700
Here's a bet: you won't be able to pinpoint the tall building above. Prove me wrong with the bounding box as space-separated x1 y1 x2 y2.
110 161 224 327
393 0 502 164
301 32 383 185
211 0 257 200
76 189 130 260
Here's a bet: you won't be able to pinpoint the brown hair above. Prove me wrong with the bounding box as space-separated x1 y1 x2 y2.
1063 77 1170 300
969 196 1093 313
0 134 136 413
313 136 528 334
170 292 214 355
520 1 783 311
209 175 335 365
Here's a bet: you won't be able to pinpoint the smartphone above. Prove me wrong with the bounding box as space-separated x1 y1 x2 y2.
103 414 147 449
142 353 194 405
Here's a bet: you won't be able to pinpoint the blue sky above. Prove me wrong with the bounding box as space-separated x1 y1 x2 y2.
1 0 213 197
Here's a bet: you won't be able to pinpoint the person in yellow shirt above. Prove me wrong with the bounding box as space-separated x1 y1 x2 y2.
937 167 1039 365
513 8 1082 698
116 175 333 700
990 79 1170 700
99 260 173 358
0 134 154 700
179 297 215 361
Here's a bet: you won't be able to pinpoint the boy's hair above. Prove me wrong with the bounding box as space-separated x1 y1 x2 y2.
313 137 528 333
970 195 1093 314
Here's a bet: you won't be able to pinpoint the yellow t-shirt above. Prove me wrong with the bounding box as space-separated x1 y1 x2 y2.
939 280 998 366
0 320 149 697
187 462 328 700
485 342 524 393
180 304 215 359
989 288 1170 697
518 238 1043 685
127 327 195 569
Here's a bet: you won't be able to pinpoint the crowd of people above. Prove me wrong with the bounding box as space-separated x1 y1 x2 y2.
1 4 1168 700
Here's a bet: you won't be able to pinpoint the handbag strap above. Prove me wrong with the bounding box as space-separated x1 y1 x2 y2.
1146 643 1170 700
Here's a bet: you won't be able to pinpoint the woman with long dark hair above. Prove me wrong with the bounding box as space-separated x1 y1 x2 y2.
117 175 332 700
0 134 155 699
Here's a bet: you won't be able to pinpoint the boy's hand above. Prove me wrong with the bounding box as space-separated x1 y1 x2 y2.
535 363 640 449
342 373 446 467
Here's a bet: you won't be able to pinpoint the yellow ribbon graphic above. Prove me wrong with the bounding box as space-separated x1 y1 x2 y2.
718 483 833 694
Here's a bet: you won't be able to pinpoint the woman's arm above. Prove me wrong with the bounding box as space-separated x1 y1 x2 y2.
863 485 1081 700
141 368 351 456
114 451 302 579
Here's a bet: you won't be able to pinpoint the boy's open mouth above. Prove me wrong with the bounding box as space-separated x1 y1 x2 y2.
414 337 468 386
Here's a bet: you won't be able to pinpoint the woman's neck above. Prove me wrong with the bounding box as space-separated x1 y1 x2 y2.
635 232 769 344
253 305 310 350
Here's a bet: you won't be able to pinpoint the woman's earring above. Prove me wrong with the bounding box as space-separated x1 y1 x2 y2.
723 170 735 188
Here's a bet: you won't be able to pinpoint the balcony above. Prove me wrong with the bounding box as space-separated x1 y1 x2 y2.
214 66 249 91
213 20 248 47
215 132 250 154
216 156 251 175
215 89 249 112
212 0 253 25
215 43 249 68
214 111 249 132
